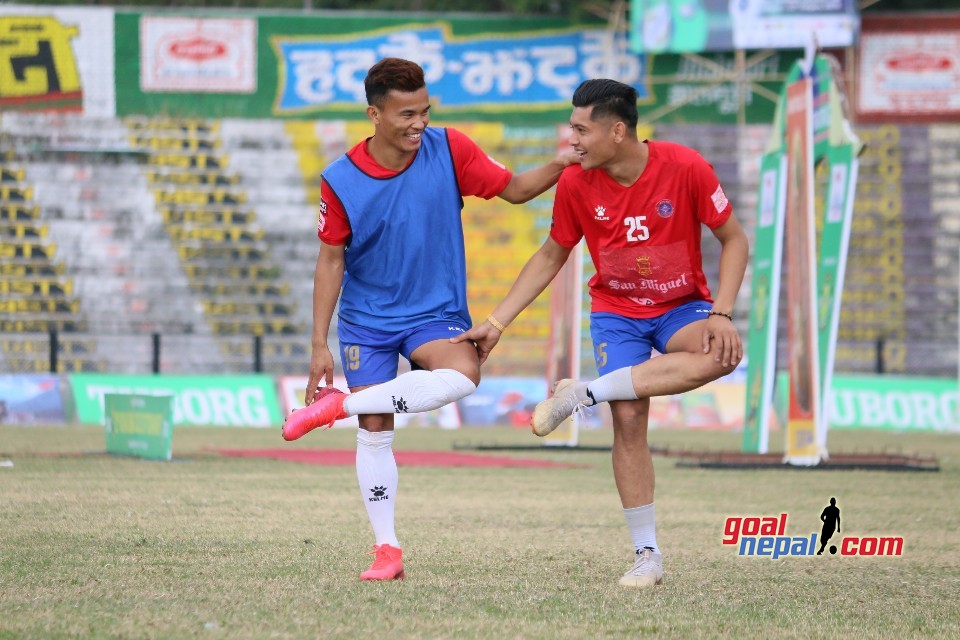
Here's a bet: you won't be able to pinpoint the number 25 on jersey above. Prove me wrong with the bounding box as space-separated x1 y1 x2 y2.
625 216 649 242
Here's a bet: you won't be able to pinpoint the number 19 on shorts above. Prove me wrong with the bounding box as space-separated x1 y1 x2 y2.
343 345 361 371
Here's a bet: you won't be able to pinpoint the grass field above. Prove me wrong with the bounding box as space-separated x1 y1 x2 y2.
2 424 959 639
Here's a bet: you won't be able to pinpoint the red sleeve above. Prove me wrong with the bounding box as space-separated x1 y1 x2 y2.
446 128 512 199
318 178 351 245
691 155 733 229
548 169 583 248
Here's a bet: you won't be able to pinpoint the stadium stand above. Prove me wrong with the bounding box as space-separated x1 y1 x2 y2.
2 112 958 377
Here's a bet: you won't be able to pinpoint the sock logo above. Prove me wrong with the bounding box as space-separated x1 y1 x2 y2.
392 396 408 412
586 388 597 406
369 486 389 501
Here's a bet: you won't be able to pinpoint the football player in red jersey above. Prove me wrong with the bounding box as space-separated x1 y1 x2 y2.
454 78 749 587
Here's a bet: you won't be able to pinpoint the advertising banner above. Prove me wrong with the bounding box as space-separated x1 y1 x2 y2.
859 30 960 120
271 26 640 115
457 377 547 428
630 0 859 53
116 13 642 122
110 11 794 124
650 378 746 431
742 152 786 454
104 393 173 461
828 375 959 432
140 16 257 93
0 5 115 116
783 76 822 465
0 374 66 424
816 142 858 446
637 50 796 125
70 374 281 427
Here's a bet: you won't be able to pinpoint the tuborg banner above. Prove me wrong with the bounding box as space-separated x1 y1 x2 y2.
70 374 282 427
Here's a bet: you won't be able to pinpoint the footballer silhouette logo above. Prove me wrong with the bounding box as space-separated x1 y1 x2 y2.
723 497 903 558
817 497 841 555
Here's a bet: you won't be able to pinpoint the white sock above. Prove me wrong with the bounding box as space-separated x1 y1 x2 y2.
586 366 638 404
343 369 476 416
624 503 658 554
356 429 400 548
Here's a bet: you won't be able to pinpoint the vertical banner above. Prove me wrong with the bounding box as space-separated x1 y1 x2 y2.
743 53 860 458
742 152 786 454
816 142 859 449
544 243 583 447
104 393 174 461
784 77 822 466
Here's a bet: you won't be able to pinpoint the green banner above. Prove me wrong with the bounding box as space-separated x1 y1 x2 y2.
743 53 862 456
71 374 282 427
816 143 859 443
114 12 600 123
110 9 795 125
637 50 797 125
818 376 956 432
104 393 173 461
742 151 786 454
830 376 958 431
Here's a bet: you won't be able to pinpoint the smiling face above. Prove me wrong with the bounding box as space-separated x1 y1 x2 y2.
568 105 621 171
367 87 431 161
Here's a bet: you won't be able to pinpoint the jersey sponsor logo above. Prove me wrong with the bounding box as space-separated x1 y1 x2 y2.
656 199 674 218
636 255 653 276
711 185 729 213
486 154 506 170
317 199 328 232
594 205 609 221
637 273 690 295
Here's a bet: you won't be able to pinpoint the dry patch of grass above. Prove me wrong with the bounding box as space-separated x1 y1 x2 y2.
2 425 958 638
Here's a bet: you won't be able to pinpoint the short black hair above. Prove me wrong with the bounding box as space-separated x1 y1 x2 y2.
364 58 426 107
572 79 638 130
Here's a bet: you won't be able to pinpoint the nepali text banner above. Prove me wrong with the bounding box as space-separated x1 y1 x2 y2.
0 4 115 116
273 25 642 115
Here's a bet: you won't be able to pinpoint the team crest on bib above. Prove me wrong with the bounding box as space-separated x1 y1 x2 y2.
656 199 674 218
636 255 653 276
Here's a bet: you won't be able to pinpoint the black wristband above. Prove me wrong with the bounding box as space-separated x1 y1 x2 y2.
709 311 733 321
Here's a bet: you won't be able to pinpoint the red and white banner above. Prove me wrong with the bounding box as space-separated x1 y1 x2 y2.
859 31 960 118
140 17 256 93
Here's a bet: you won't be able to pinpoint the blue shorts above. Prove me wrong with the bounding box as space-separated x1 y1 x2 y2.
590 301 712 376
336 318 469 388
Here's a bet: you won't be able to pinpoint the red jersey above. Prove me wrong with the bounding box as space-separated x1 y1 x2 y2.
550 140 732 318
318 127 513 245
